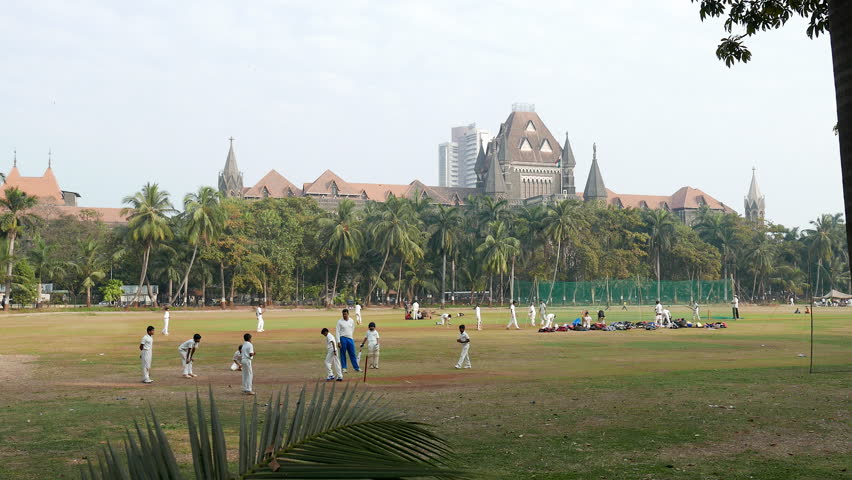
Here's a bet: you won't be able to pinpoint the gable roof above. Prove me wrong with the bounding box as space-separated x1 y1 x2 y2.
498 111 562 165
2 167 64 202
244 169 302 198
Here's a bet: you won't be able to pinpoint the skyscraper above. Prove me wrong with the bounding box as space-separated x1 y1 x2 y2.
438 123 491 188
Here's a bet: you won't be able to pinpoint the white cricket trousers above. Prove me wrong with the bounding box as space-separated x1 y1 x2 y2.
324 351 343 378
355 313 362 325
456 344 471 368
256 316 264 332
141 351 152 382
529 313 536 327
476 316 482 331
366 344 380 368
241 358 253 392
162 319 169 336
507 315 519 329
582 318 591 329
180 351 193 375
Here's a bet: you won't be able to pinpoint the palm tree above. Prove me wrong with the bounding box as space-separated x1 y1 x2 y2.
28 236 62 307
173 186 226 305
82 384 463 479
543 200 582 303
75 239 107 307
644 209 676 300
747 235 775 301
695 212 737 299
476 221 520 305
428 205 462 307
366 196 417 305
806 214 835 297
121 183 175 306
319 199 363 305
0 187 39 310
475 196 510 229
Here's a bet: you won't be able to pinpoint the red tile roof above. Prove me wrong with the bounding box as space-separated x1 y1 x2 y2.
2 167 63 202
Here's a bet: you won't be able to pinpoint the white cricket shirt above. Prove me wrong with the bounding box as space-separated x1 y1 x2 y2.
241 341 254 361
336 318 355 339
325 333 337 352
140 334 153 351
366 330 380 347
178 339 197 352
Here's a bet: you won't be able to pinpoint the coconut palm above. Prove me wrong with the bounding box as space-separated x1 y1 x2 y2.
476 221 520 305
121 183 175 306
365 196 418 305
543 200 582 303
0 187 39 310
695 212 738 299
74 239 107 307
81 384 463 480
428 205 462 307
28 236 63 307
644 209 676 300
173 186 226 305
746 235 776 300
805 214 835 297
319 199 363 305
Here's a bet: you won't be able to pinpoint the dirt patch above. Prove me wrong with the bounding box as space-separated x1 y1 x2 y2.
0 355 37 386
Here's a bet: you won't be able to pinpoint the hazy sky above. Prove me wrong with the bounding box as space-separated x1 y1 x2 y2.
1 0 842 228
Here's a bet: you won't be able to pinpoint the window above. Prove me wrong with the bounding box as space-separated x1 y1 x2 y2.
695 195 706 206
330 182 339 197
262 186 270 198
525 120 536 132
519 138 533 151
540 139 552 153
639 200 648 209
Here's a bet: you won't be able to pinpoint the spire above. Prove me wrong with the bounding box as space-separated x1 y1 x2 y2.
747 167 762 201
218 137 244 198
13 149 16 168
744 167 766 222
485 143 507 195
48 149 52 169
583 143 607 202
561 132 576 168
224 137 239 176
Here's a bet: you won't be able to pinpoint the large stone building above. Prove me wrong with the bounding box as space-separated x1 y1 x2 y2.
2 152 126 224
219 104 739 222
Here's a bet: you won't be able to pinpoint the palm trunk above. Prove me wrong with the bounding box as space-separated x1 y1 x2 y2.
367 247 391 306
547 239 561 303
131 242 151 306
168 278 173 303
395 259 403 307
201 274 206 307
219 261 226 308
656 252 661 301
815 259 822 298
4 231 17 310
172 243 198 305
489 275 493 306
829 0 852 284
86 285 92 307
510 256 515 304
500 271 504 305
36 276 43 308
451 258 456 304
441 252 446 307
331 259 341 306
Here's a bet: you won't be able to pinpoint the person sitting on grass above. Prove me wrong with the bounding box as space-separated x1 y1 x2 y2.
231 345 242 371
581 311 592 329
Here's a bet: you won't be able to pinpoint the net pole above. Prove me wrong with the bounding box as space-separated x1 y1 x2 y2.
809 296 814 374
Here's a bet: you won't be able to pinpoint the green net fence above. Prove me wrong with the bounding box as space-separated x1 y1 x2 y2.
516 279 731 305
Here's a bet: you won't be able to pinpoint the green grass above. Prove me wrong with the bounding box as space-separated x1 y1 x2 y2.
0 304 849 479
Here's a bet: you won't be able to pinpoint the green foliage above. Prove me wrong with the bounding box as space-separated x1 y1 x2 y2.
82 384 463 480
12 259 37 305
100 279 123 303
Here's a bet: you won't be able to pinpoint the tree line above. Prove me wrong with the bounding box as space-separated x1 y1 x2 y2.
0 182 848 308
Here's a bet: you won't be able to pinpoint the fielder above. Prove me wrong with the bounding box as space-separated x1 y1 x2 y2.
162 307 170 336
241 333 255 395
454 324 471 369
256 305 265 332
662 308 672 327
691 302 700 321
543 313 556 329
411 301 420 320
336 309 360 372
354 302 363 325
474 304 482 331
139 326 154 384
321 328 343 381
359 321 381 369
539 300 547 319
528 303 536 327
439 313 452 326
178 334 201 378
506 301 520 330
654 300 664 326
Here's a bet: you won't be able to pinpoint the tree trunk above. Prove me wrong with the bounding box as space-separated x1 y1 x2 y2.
500 271 504 306
219 261 226 308
201 274 206 307
86 285 92 307
547 239 561 303
829 0 852 283
331 260 341 307
130 242 151 306
172 243 198 305
36 277 42 308
395 259 403 307
229 274 236 306
510 256 515 304
656 252 661 301
489 274 493 306
367 247 391 306
451 258 456 304
145 276 157 307
815 259 822 298
168 278 173 303
441 252 446 307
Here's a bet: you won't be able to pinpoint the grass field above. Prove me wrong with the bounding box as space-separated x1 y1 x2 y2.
0 304 849 479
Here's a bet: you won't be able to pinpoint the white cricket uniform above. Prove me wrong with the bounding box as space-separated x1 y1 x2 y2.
178 339 197 375
162 311 170 336
140 334 153 382
475 306 482 330
324 333 343 379
544 313 556 329
354 304 362 324
528 305 536 326
231 350 241 370
241 341 254 393
256 307 264 332
692 304 700 321
365 329 380 368
662 309 672 326
582 315 592 329
507 304 519 329
455 331 471 368
539 302 547 318
411 302 419 320
440 313 451 325
654 303 663 324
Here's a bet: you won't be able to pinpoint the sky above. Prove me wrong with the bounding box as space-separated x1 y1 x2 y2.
0 0 843 229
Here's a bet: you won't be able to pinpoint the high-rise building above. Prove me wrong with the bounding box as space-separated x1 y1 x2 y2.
438 123 491 188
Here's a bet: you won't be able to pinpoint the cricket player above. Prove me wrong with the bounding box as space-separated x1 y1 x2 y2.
411 301 420 320
544 313 556 329
178 334 201 378
732 296 740 319
691 302 700 321
439 313 452 326
539 300 547 319
162 307 170 336
359 321 381 369
528 303 537 327
474 304 482 331
139 326 154 384
454 324 471 369
241 333 255 395
506 301 520 329
654 300 664 325
662 308 672 327
581 311 592 329
256 305 265 332
354 302 363 325
336 309 360 372
231 345 242 371
321 328 343 381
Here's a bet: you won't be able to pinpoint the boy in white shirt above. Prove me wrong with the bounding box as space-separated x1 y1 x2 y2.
178 334 201 378
654 300 664 326
544 313 556 329
506 301 520 330
438 313 453 326
162 307 170 336
411 301 420 320
241 333 255 395
454 324 471 369
359 322 381 369
354 302 363 325
321 328 343 381
539 301 547 319
256 306 265 332
139 326 154 383
231 345 242 371
691 302 700 321
474 304 482 331
528 303 536 327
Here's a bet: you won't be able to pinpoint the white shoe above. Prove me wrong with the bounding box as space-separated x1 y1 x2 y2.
342 368 348 373
454 365 461 369
143 379 153 384
183 374 193 379
464 366 472 369
190 373 198 377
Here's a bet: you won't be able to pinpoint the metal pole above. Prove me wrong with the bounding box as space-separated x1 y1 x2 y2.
809 297 814 374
